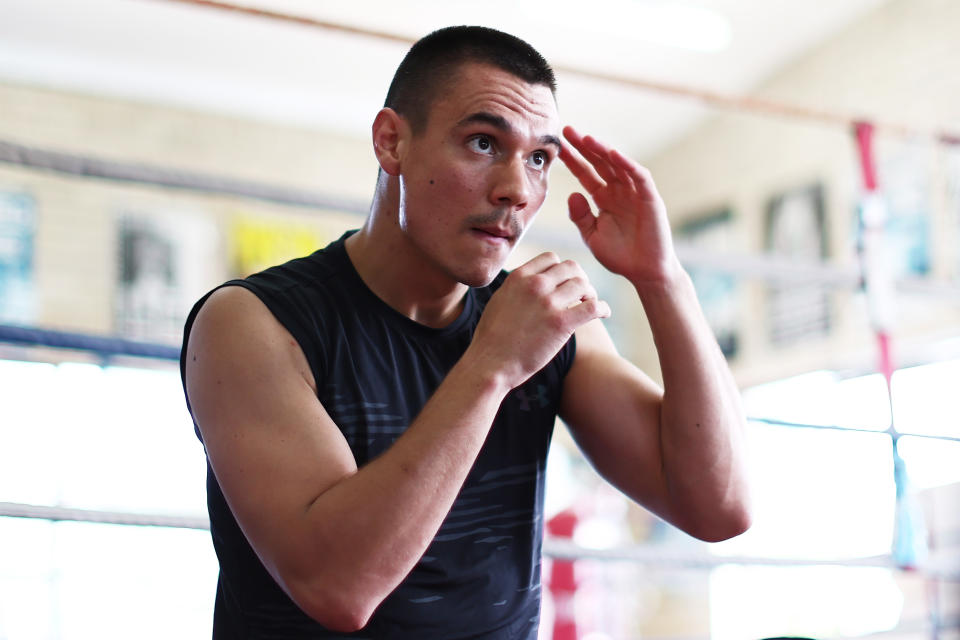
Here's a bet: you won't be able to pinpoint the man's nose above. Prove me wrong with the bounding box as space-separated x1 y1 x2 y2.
489 156 531 211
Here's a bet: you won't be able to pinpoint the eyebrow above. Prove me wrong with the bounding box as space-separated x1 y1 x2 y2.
457 112 562 153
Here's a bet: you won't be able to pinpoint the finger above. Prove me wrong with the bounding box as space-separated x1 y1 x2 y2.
563 126 620 185
512 251 562 277
567 127 622 181
567 192 596 241
609 148 660 199
607 148 638 190
514 258 585 302
514 259 584 297
553 275 599 310
577 135 621 185
564 296 612 328
559 127 605 194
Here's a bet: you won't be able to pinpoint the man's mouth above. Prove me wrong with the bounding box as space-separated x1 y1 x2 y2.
465 210 523 246
474 226 512 239
471 225 514 245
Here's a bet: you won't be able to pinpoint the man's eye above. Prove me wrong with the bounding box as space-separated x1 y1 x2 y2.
467 136 495 154
527 151 548 169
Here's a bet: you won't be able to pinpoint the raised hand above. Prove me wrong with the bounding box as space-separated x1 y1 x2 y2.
559 125 681 287
466 252 611 390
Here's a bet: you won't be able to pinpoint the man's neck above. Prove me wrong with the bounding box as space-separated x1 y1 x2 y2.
345 201 469 330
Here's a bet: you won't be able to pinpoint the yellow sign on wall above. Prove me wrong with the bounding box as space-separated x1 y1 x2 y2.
230 215 330 277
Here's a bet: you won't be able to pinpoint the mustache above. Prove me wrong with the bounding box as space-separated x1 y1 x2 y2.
464 209 524 238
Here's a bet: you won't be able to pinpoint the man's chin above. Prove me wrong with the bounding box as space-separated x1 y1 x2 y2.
457 260 507 288
450 242 513 287
459 270 502 288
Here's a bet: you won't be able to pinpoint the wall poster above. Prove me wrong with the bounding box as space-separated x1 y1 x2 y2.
765 183 830 346
678 209 740 358
230 214 333 278
0 189 36 324
115 211 219 345
879 139 933 278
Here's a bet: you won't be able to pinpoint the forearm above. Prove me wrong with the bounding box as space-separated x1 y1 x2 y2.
287 353 511 625
634 262 751 541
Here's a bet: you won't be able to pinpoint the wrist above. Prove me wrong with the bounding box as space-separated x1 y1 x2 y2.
628 256 688 298
452 347 515 399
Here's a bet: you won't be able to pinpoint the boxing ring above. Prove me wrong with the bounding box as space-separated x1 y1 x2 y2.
1 2 959 638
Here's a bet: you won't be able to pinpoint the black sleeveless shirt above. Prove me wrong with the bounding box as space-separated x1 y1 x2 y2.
180 232 576 639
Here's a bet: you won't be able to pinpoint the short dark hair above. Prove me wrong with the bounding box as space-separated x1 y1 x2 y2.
384 26 556 135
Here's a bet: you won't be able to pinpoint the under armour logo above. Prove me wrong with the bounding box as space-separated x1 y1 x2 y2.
516 384 549 411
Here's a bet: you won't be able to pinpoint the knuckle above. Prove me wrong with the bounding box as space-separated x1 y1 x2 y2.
545 312 567 334
568 275 594 298
545 293 566 313
560 259 581 277
511 262 533 278
582 299 600 315
526 273 550 295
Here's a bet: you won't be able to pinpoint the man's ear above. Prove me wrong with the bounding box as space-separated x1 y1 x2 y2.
372 108 410 176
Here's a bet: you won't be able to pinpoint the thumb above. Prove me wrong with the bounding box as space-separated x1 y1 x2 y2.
567 192 595 241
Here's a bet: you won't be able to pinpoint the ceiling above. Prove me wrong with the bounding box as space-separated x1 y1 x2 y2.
0 0 892 160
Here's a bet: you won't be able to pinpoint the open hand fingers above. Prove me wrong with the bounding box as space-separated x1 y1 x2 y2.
608 148 660 199
563 126 624 186
559 129 605 193
564 126 662 201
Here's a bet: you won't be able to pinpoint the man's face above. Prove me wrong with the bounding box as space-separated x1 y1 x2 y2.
395 62 561 287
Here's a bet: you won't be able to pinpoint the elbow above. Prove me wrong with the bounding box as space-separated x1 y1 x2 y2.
287 579 379 633
674 499 752 543
691 504 753 543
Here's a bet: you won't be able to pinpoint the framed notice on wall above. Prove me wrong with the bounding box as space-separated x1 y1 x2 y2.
678 209 740 358
116 215 181 343
0 189 36 324
879 139 932 278
115 211 219 344
948 145 960 279
765 183 830 346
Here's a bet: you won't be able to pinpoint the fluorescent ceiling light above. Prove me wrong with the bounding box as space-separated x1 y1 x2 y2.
641 2 732 52
540 0 732 53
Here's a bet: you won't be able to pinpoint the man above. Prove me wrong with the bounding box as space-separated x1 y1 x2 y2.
181 25 750 639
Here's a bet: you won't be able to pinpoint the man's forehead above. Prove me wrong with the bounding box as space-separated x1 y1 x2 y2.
437 63 559 131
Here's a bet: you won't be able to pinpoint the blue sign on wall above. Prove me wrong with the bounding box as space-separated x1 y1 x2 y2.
0 190 35 324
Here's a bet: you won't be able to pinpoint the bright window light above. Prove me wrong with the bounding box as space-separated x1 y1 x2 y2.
0 517 216 640
710 566 904 640
0 359 207 516
892 359 960 438
711 357 960 640
0 357 215 639
743 369 891 430
711 424 895 560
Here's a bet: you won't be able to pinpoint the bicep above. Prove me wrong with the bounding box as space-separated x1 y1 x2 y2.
184 286 356 582
559 319 672 517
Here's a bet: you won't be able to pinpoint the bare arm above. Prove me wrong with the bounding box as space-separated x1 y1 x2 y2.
558 126 751 542
184 253 608 631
